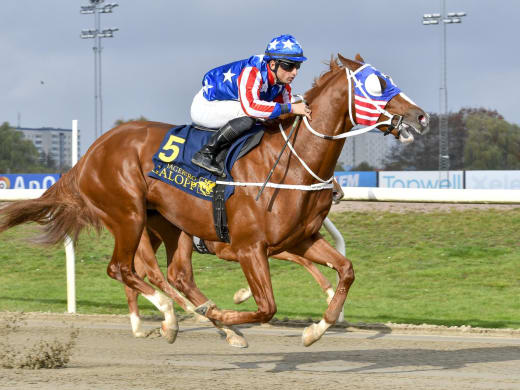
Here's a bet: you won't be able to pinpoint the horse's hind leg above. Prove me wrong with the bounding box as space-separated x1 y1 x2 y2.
289 234 355 347
99 201 180 343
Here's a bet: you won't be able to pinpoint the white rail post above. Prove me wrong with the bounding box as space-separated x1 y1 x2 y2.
65 119 79 314
322 217 346 322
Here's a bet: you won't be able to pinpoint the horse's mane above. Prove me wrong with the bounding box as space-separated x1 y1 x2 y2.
311 55 343 88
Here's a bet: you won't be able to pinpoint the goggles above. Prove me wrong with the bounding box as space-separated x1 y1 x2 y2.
277 60 301 72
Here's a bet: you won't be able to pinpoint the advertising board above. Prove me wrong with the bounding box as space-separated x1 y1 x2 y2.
334 171 377 187
379 171 463 189
465 170 520 190
0 174 60 189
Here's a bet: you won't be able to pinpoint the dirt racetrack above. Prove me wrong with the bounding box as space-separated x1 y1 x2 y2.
1 313 519 390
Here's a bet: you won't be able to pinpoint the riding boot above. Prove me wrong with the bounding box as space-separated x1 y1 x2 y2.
192 116 255 177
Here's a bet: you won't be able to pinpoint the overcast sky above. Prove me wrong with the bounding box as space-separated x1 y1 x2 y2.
1 1 518 154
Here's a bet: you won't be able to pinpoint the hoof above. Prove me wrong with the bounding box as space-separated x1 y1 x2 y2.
225 332 248 348
160 322 179 344
302 323 323 347
233 288 252 304
133 331 147 338
222 327 248 348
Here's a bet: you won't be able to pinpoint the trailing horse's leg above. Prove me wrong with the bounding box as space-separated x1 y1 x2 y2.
102 206 180 344
125 285 145 338
125 223 175 339
205 243 277 325
166 232 248 348
289 234 355 347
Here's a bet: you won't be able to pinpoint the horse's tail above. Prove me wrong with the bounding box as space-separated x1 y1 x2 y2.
0 166 102 245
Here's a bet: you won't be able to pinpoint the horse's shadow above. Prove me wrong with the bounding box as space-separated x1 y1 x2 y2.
173 345 520 374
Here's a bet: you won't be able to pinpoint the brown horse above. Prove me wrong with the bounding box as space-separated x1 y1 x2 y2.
125 181 343 343
0 54 428 346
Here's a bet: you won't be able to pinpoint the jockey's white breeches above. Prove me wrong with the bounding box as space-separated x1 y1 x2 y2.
190 88 247 128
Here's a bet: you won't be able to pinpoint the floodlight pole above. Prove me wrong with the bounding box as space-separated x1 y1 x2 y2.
80 0 119 139
423 1 466 173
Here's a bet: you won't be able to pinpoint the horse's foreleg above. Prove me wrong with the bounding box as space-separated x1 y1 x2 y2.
289 234 355 347
205 242 277 325
232 251 334 305
272 251 334 304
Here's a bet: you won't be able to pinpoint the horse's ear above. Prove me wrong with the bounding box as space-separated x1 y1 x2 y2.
338 53 359 69
337 53 350 67
355 53 365 63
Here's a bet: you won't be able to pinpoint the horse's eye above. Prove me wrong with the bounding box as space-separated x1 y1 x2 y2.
364 74 383 96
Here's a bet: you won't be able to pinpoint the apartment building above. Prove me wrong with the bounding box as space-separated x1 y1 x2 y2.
15 127 80 169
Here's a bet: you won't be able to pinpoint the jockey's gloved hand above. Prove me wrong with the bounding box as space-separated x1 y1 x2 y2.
292 102 312 120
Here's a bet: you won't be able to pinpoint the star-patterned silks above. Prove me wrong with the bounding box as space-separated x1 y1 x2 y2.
222 69 235 83
202 79 213 93
282 40 294 49
268 39 279 50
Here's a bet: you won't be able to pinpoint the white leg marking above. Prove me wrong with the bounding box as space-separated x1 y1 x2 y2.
143 290 177 330
130 312 146 338
325 288 335 305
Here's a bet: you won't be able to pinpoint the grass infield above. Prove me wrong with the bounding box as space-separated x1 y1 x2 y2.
0 208 519 328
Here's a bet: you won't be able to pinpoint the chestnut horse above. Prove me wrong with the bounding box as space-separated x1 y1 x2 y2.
125 181 343 342
0 54 428 346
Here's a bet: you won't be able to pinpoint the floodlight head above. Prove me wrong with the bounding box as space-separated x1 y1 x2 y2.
448 12 466 17
422 20 439 25
80 5 95 14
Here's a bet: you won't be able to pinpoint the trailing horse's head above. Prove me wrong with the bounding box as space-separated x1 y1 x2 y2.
338 53 430 143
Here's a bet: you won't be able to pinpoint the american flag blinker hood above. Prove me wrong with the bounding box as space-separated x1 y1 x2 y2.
351 64 401 126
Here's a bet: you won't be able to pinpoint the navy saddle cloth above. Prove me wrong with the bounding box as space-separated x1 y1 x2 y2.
148 124 263 201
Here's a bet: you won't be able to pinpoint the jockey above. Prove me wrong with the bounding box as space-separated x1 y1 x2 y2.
191 34 312 177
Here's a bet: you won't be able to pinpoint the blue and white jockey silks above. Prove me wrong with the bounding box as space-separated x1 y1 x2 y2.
201 55 292 120
352 64 401 126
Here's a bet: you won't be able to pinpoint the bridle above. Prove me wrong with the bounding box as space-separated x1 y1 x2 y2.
298 64 404 141
276 64 405 184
